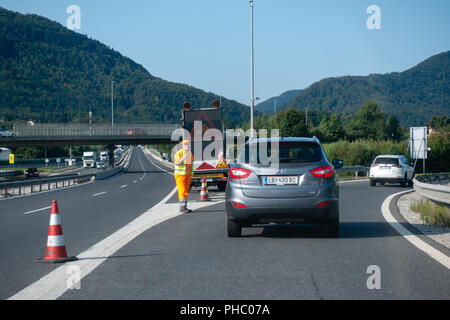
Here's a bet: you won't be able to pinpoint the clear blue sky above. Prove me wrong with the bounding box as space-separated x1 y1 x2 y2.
0 0 449 106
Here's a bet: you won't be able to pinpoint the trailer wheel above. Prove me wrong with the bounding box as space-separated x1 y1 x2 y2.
217 181 227 191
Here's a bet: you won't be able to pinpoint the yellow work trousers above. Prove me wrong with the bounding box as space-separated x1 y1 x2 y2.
175 174 192 202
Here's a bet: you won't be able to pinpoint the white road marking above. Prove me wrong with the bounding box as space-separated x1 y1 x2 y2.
142 149 173 175
9 186 224 300
381 190 450 270
23 206 52 215
133 181 137 183
120 185 127 188
92 192 107 197
338 179 369 184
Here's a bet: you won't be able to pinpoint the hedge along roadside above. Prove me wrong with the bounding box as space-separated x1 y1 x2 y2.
322 135 449 173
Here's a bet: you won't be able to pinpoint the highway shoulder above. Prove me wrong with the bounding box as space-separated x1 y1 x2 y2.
381 190 450 269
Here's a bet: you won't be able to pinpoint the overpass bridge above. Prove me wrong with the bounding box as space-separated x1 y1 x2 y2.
1 123 181 147
1 123 181 166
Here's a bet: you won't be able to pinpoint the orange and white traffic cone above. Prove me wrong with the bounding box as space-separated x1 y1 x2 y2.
200 178 209 201
36 200 77 263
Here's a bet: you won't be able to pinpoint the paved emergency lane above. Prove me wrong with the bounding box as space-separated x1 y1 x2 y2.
58 180 450 300
0 147 175 300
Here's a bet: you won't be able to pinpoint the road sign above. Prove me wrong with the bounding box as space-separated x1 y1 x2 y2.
9 154 14 165
216 159 228 169
410 127 427 160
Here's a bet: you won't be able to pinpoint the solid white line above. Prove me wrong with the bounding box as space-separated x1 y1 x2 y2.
381 190 450 270
142 148 173 175
92 192 107 197
23 206 52 215
338 179 370 184
9 186 217 300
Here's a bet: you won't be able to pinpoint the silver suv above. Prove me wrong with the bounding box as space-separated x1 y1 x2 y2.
225 137 343 238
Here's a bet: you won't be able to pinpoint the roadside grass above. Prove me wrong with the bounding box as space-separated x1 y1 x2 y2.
410 199 450 228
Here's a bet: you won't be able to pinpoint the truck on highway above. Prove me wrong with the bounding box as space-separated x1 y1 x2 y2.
181 101 229 191
83 151 97 168
100 151 108 162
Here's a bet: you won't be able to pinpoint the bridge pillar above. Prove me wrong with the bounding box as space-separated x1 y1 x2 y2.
108 145 115 167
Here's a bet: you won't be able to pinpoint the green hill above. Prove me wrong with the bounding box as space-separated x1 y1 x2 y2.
0 8 249 127
255 89 301 115
265 51 450 127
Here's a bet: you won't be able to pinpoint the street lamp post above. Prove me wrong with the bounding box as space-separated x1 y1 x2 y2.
111 80 114 128
89 110 92 135
250 0 255 139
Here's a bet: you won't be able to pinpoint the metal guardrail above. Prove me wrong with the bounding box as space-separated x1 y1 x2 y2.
0 148 132 199
0 173 95 199
0 170 23 178
336 166 370 178
413 174 450 205
13 123 180 137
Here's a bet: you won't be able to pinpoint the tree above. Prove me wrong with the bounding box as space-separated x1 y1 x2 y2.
275 108 308 137
346 102 386 140
319 113 346 142
425 116 450 132
384 115 403 141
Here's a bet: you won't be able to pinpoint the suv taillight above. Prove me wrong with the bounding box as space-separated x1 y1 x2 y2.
310 165 334 178
229 167 252 180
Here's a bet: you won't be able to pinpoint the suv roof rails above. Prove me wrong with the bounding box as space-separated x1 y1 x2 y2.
312 136 321 144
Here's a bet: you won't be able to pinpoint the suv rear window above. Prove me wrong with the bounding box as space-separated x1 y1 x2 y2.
239 141 323 165
374 157 399 165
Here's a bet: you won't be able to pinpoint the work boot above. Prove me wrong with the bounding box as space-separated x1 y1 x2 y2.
180 206 193 213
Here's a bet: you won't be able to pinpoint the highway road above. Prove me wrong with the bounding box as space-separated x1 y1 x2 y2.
0 146 449 300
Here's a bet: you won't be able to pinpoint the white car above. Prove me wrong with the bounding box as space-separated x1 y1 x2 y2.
96 161 106 169
369 155 414 187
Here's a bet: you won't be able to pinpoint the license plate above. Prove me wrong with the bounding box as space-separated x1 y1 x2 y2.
264 176 298 185
381 166 390 170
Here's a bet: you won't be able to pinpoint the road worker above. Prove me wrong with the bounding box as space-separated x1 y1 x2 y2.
174 139 194 213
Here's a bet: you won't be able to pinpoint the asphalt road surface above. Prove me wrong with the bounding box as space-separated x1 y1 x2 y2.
0 147 449 300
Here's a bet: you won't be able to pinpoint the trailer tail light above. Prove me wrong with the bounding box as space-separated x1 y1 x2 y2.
310 166 334 178
229 167 252 180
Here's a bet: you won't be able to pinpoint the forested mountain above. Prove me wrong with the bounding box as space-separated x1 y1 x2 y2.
0 8 249 127
278 51 449 127
255 89 300 115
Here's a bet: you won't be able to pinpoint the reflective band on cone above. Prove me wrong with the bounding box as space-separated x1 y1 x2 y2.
36 200 77 264
200 178 209 201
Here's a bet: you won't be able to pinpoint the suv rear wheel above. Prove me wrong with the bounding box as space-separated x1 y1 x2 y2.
324 218 339 238
226 216 242 237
